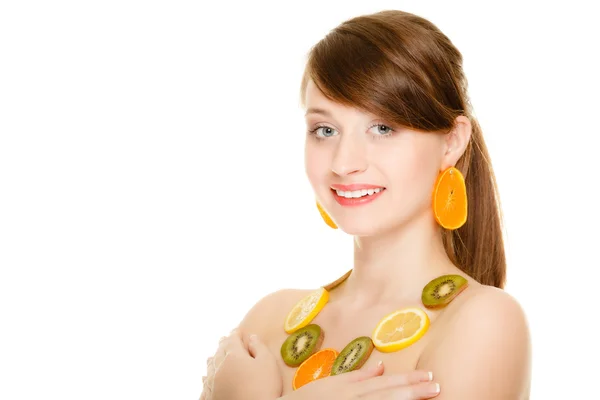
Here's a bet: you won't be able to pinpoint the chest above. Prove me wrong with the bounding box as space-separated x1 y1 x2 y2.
268 303 433 396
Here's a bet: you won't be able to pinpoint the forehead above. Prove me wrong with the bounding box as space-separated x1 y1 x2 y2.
304 79 371 120
305 79 328 103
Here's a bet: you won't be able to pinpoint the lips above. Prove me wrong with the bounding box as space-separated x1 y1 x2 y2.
330 183 384 191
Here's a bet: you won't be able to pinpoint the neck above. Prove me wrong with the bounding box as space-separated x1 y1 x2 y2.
343 214 456 305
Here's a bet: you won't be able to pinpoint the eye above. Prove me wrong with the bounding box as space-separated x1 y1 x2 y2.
369 124 394 136
309 125 339 138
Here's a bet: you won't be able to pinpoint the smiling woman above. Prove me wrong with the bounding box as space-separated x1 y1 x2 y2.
200 9 530 400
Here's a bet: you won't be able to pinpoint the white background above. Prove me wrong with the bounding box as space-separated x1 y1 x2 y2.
1 1 598 399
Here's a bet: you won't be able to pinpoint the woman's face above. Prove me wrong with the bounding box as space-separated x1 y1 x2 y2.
304 79 450 236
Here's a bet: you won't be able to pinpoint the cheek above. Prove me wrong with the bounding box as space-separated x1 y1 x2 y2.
304 141 330 188
381 137 442 202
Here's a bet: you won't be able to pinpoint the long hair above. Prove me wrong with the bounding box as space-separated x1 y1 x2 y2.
300 10 506 288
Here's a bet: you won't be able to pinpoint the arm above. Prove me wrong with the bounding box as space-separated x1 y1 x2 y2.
416 288 532 400
202 289 310 400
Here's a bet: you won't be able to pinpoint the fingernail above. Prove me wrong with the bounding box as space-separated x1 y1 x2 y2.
415 371 433 382
367 361 383 372
427 383 440 395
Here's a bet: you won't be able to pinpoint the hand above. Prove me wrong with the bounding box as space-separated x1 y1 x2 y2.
200 329 282 400
279 362 440 400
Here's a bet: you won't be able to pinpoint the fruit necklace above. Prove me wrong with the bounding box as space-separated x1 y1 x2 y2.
280 270 469 390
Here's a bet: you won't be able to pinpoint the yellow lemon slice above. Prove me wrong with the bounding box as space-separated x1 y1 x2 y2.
284 287 329 334
372 307 430 353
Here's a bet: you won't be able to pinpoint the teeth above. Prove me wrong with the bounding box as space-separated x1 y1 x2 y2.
335 188 383 198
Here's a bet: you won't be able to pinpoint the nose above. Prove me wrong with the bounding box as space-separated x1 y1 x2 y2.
331 134 368 176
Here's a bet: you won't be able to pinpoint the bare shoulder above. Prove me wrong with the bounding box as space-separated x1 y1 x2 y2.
418 285 532 399
237 288 314 341
440 284 529 329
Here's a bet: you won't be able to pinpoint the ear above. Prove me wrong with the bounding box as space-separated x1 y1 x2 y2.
441 115 472 170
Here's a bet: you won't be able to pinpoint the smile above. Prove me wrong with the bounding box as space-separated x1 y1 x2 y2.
330 185 386 206
334 188 383 198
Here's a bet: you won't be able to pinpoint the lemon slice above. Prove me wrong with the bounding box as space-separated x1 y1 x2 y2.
284 287 329 334
372 307 430 353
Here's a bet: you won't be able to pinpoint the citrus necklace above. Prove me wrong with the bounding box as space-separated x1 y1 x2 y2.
280 270 469 390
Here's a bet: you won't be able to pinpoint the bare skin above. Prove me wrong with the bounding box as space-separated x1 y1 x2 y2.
200 79 532 399
235 276 530 399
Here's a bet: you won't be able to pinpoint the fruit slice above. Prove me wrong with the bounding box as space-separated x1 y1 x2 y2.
432 166 467 230
284 287 329 334
330 336 374 375
372 307 430 353
322 269 352 291
316 202 338 229
422 274 468 309
280 324 324 367
292 348 338 390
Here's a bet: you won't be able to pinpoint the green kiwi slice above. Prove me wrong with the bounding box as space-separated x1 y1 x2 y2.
280 324 324 367
330 336 374 375
422 274 468 309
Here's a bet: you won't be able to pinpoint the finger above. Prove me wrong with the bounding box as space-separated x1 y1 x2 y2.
206 356 216 382
342 361 385 382
223 330 246 355
213 334 231 367
355 370 434 395
213 345 227 368
215 329 236 350
359 382 441 400
246 334 269 359
205 374 214 393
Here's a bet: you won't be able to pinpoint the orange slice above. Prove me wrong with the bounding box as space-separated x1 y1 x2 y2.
372 307 430 353
292 348 338 390
432 166 467 230
284 287 329 334
316 202 338 229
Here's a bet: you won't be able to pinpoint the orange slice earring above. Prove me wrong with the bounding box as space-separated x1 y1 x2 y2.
316 202 338 229
432 166 468 230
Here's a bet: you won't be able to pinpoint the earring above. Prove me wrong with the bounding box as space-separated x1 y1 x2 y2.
432 166 467 230
316 202 338 229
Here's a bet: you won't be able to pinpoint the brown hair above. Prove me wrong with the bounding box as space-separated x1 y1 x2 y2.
299 10 506 288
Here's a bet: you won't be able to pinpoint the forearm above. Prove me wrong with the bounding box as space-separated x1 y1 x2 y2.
204 378 283 400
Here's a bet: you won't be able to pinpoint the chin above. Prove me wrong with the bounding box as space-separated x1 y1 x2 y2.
336 219 394 237
337 213 418 238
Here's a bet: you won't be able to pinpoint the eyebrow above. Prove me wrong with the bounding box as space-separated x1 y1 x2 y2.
304 107 333 117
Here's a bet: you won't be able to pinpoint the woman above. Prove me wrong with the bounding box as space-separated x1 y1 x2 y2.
201 9 531 400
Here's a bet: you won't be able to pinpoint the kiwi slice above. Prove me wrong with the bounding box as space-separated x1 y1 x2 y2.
422 274 468 309
322 269 352 291
280 324 324 367
330 336 374 375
